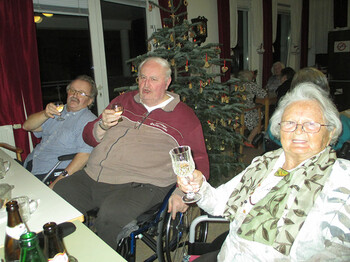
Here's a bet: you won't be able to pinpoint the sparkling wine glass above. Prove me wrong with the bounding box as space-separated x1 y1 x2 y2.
54 101 65 121
169 146 201 203
111 102 124 122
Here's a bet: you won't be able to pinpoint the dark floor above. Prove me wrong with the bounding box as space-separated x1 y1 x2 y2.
136 145 264 261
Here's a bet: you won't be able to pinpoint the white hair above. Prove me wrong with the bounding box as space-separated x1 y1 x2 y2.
270 82 342 145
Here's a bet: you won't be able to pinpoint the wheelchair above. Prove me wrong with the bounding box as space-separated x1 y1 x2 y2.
116 185 209 262
42 153 77 185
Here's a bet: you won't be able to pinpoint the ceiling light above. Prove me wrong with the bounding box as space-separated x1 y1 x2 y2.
34 16 43 23
42 13 53 17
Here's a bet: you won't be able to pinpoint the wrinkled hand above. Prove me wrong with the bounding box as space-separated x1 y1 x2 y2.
99 108 122 130
44 103 62 119
168 194 189 220
177 170 204 194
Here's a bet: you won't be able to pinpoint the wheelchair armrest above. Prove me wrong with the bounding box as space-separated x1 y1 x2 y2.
58 153 77 161
189 215 228 244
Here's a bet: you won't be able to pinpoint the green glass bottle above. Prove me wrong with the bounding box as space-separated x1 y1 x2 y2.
19 232 47 262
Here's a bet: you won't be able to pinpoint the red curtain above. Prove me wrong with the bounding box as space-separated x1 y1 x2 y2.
300 0 309 68
262 0 273 88
0 0 43 159
217 0 231 82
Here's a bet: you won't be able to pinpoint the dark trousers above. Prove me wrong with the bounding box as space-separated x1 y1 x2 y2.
53 170 173 249
194 250 220 261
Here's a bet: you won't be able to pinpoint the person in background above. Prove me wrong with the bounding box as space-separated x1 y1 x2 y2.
275 67 295 102
236 70 267 148
53 57 209 249
266 67 350 152
177 83 350 261
23 75 97 181
265 61 285 97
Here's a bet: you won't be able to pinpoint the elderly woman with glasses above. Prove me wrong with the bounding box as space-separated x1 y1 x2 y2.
176 83 350 261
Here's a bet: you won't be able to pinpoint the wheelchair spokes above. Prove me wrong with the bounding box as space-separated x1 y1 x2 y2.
157 206 207 262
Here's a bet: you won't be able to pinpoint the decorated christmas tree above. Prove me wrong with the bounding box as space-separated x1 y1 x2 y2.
117 0 245 186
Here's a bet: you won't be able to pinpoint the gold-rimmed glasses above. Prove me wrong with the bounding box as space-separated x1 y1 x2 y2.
279 121 330 133
67 88 92 98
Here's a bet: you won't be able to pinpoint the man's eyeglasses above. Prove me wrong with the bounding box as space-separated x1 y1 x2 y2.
279 121 330 133
68 88 92 98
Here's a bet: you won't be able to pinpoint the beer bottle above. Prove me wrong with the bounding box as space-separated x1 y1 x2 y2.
5 200 28 262
43 222 69 262
19 232 46 262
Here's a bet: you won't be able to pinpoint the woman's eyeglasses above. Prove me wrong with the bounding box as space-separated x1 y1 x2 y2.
279 121 330 133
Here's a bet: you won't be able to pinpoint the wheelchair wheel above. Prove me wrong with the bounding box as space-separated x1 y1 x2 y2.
156 206 208 262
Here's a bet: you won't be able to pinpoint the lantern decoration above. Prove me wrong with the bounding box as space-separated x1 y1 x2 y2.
185 60 189 72
189 82 193 89
168 0 171 7
191 16 208 46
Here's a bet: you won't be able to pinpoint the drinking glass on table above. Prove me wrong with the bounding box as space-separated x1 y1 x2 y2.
111 102 124 122
169 146 201 203
0 158 10 179
54 101 65 121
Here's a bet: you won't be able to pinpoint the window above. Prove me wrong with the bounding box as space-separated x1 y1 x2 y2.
273 13 291 65
231 10 248 76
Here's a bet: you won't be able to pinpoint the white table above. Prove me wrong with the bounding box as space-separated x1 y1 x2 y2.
0 149 83 247
0 220 127 261
0 149 126 261
63 220 126 261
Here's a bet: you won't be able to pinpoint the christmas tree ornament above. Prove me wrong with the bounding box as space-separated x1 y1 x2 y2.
170 33 174 42
239 85 245 92
171 59 175 66
184 0 188 6
168 0 171 7
189 82 192 89
131 64 135 72
222 60 228 73
185 60 189 72
183 35 188 40
148 42 152 51
148 4 152 11
200 80 203 93
204 53 210 68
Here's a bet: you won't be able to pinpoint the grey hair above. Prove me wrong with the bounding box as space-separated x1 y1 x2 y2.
290 67 329 92
271 61 285 74
66 75 98 103
237 70 254 82
270 82 342 145
138 57 172 80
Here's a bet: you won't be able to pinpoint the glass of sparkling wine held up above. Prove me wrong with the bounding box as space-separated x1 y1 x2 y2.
54 101 65 121
111 102 124 122
169 146 201 203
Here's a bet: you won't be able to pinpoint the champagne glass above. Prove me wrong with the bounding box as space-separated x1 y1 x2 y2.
111 102 124 122
169 146 201 203
54 101 65 121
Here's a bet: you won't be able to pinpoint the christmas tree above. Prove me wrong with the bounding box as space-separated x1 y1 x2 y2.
116 0 245 186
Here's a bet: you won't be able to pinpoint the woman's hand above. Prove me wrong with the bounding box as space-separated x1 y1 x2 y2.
177 169 204 194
